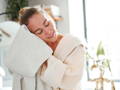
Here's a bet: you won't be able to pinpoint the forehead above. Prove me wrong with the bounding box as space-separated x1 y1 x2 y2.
27 13 45 32
28 13 45 24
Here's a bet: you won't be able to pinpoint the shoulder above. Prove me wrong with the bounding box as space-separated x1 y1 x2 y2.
56 33 86 50
63 34 84 46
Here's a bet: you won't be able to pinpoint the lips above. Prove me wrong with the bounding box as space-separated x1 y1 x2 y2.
48 32 55 38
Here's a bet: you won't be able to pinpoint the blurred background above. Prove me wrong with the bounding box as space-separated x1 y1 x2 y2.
0 0 120 90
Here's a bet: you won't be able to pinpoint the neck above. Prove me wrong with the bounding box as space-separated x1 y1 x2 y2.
47 34 63 51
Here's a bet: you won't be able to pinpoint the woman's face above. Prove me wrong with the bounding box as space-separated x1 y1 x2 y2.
27 13 57 43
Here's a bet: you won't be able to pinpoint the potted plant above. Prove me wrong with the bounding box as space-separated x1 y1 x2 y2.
5 0 28 21
86 41 115 90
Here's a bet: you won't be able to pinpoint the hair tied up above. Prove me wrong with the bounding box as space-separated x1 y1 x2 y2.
19 7 31 16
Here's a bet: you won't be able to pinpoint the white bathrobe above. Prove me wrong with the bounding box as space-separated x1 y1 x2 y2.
5 25 85 90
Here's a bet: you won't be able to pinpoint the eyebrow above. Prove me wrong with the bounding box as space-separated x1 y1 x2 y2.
43 19 47 25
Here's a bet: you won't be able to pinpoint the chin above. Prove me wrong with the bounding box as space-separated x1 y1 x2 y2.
50 38 57 42
45 38 56 43
51 34 57 42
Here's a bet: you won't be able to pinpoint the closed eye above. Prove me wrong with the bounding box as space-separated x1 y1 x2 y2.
35 28 43 35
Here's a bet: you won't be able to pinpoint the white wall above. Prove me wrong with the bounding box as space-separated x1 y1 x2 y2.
0 0 7 22
68 0 85 40
28 0 70 34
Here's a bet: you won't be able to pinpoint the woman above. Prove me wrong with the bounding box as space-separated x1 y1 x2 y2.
5 7 85 90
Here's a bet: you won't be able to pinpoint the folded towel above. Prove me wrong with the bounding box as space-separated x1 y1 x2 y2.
4 25 53 77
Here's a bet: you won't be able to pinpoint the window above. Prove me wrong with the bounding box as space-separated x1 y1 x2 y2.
69 0 120 89
86 0 120 82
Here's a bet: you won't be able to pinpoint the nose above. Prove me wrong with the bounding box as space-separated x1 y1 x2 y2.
44 29 53 35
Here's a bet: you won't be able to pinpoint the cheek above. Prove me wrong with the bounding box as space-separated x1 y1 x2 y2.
38 34 47 40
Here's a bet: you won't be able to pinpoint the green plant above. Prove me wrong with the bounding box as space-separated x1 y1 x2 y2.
5 0 28 21
96 41 105 56
86 41 115 90
87 41 111 71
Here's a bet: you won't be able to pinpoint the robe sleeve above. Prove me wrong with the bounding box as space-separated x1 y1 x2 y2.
40 45 85 89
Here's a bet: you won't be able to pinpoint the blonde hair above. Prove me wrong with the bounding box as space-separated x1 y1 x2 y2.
19 7 56 29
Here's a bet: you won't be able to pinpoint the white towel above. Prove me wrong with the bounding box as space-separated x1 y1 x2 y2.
4 25 53 77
